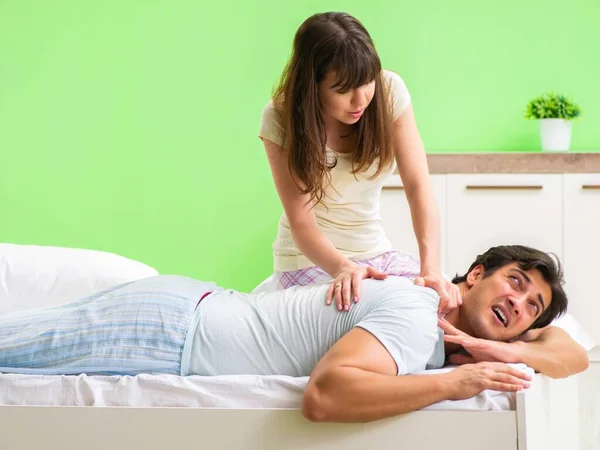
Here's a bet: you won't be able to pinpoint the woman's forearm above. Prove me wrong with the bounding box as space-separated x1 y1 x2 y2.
290 219 354 277
405 186 441 276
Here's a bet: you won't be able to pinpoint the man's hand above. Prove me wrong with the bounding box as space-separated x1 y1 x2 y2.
444 362 532 400
414 275 462 316
439 318 524 365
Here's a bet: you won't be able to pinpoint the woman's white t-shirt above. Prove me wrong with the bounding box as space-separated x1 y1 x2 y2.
259 70 411 272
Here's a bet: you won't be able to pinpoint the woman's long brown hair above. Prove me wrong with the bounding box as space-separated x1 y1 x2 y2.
273 12 394 205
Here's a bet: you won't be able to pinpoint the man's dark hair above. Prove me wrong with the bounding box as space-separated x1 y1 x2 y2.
452 245 567 329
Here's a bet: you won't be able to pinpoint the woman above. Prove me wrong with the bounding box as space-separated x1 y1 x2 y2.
257 11 460 313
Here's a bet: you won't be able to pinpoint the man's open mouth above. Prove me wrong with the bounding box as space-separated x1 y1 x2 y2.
492 305 508 327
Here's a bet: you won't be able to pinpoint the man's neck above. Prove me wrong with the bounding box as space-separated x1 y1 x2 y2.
442 282 472 354
442 283 468 325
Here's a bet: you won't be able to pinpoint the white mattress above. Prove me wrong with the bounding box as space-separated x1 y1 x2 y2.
0 364 534 411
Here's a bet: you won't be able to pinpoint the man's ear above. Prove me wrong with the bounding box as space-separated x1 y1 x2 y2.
466 264 485 287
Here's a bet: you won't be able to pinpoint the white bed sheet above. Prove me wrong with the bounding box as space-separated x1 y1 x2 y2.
0 364 534 411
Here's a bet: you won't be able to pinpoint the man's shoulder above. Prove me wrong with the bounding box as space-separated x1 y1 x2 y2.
360 275 418 290
360 276 440 307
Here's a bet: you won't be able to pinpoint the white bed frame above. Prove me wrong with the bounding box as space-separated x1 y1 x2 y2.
0 373 580 450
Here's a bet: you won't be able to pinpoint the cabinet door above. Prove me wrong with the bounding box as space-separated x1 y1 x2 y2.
564 174 600 346
380 174 448 273
446 174 563 277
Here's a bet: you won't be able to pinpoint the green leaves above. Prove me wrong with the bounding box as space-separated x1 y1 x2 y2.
525 92 582 120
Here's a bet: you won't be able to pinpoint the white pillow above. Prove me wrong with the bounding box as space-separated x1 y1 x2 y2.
0 243 159 314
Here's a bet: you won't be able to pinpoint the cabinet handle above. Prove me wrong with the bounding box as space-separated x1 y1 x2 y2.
383 186 405 190
465 185 543 191
582 185 600 190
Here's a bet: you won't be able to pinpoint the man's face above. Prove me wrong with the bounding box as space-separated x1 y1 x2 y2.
461 263 552 341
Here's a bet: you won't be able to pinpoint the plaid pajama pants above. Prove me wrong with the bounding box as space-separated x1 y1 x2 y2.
275 250 423 289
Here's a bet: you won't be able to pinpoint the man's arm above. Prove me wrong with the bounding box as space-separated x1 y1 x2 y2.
302 327 531 423
513 326 589 378
442 320 590 378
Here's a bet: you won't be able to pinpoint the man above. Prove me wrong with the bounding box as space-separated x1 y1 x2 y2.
0 245 589 422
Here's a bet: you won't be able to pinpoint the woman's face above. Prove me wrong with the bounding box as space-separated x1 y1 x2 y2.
318 71 376 125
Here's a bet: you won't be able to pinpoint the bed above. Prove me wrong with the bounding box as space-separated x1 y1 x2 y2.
0 244 588 450
0 365 581 450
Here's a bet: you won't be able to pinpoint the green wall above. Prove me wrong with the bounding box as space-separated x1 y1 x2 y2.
1 0 598 290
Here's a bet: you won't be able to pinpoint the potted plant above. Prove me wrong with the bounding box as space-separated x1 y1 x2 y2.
525 92 582 151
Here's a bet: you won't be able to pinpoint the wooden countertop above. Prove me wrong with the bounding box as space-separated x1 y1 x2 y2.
426 152 600 174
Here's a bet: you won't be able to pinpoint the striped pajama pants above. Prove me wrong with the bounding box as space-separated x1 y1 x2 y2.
0 275 218 376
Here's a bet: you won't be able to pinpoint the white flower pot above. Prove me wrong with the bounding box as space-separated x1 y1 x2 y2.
539 118 572 152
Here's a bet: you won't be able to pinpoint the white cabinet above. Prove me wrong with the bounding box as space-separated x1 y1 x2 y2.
563 174 600 345
380 174 448 273
380 171 598 347
446 174 563 278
